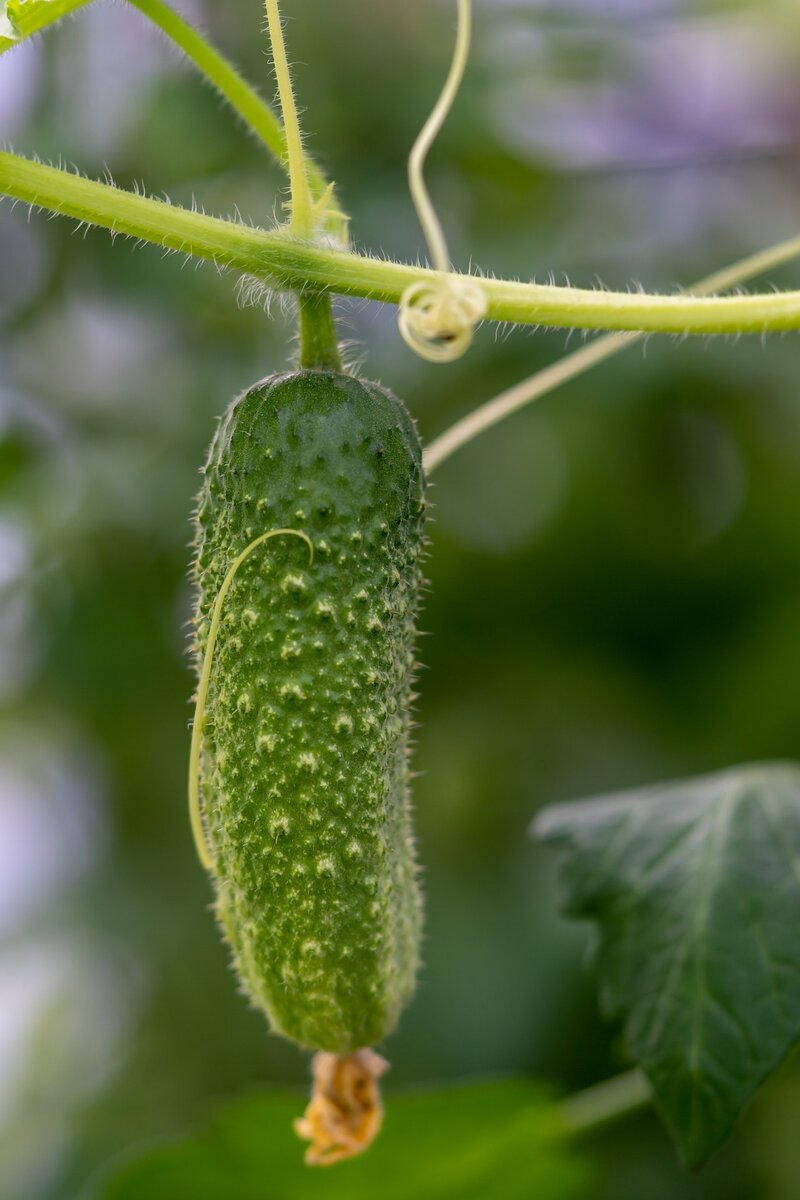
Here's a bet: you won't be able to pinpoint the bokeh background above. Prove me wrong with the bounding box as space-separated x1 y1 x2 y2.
2 0 800 1196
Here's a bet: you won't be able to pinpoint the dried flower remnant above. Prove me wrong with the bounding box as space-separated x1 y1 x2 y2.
295 1049 390 1166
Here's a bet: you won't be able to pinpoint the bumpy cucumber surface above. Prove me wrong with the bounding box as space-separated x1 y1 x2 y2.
192 370 426 1053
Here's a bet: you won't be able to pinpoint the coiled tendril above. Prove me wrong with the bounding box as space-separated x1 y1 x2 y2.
398 0 485 364
399 276 487 364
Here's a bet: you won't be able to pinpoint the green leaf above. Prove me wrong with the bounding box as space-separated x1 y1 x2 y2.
0 0 92 52
534 762 800 1167
95 1080 591 1200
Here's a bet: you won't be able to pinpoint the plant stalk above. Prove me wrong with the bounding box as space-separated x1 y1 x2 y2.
298 292 342 371
5 152 800 337
263 0 314 236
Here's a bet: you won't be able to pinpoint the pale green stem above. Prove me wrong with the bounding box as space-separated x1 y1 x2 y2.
5 152 800 336
264 0 313 236
558 1070 652 1136
425 335 636 472
408 0 472 274
423 232 800 472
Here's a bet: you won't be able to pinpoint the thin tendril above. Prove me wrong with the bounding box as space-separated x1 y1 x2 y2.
424 233 800 471
189 528 314 871
399 0 486 363
408 0 472 275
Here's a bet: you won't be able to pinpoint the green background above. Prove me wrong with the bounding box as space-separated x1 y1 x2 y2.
1 1 800 1197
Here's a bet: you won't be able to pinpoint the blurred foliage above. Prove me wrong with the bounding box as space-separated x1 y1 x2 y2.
95 1080 591 1200
538 763 800 1167
1 1 800 1198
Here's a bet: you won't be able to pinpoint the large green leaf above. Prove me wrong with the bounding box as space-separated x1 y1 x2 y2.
95 1080 591 1200
0 0 92 52
534 762 800 1167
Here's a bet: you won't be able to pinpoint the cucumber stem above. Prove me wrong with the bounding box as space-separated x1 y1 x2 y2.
298 291 342 371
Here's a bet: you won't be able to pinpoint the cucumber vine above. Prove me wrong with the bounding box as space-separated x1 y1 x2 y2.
4 0 800 1179
4 1 800 348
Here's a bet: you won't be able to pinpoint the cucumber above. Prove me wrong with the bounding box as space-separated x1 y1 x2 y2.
191 369 426 1056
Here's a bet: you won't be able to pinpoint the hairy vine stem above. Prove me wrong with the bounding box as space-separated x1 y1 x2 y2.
3 151 800 337
263 0 312 236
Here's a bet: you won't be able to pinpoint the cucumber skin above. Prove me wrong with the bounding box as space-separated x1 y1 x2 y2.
193 370 426 1053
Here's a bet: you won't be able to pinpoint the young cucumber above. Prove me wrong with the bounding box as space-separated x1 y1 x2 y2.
191 369 426 1056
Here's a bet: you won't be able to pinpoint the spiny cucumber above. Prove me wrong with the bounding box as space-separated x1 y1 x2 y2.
190 369 426 1064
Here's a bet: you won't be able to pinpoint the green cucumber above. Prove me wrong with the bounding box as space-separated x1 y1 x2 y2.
190 369 426 1054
